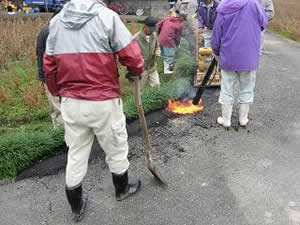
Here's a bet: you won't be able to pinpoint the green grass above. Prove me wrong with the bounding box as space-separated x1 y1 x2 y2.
0 125 64 179
0 59 49 126
0 38 195 180
268 28 300 43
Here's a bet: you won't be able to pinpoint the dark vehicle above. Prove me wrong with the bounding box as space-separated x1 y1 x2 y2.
23 0 68 12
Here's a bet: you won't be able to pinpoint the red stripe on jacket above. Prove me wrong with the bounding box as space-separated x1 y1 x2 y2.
44 40 144 100
117 40 144 75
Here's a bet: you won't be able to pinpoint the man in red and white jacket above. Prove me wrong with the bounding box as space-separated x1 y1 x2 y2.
44 0 144 221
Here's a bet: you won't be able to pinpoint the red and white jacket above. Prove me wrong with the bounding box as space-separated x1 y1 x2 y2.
44 0 144 101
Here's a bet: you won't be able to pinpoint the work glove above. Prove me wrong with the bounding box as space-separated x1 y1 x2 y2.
125 72 141 82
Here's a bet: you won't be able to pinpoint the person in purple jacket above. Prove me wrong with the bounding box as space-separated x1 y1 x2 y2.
211 0 268 128
197 0 220 47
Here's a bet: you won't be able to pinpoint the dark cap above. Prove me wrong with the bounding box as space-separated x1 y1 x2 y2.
144 17 158 27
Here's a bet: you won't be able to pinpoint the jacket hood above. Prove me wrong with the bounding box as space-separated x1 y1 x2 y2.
217 0 249 14
61 0 105 30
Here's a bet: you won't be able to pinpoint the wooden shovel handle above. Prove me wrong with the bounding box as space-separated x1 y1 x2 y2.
133 77 153 160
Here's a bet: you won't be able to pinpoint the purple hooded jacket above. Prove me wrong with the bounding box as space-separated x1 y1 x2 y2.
211 0 268 71
197 0 220 30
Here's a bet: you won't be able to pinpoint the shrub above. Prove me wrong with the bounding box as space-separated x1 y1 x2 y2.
0 85 11 103
0 14 50 66
0 60 49 125
0 124 64 179
269 0 300 42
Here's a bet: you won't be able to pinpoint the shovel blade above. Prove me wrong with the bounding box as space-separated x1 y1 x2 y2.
147 159 167 186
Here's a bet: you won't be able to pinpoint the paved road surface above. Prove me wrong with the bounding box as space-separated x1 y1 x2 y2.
1 2 300 225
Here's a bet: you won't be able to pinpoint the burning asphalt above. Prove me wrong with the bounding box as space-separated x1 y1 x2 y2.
166 98 204 115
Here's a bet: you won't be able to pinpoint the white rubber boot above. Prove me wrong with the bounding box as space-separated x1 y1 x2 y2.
217 104 232 129
239 104 249 127
164 61 173 74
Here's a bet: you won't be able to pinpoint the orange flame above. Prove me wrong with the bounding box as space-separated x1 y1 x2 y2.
166 99 204 115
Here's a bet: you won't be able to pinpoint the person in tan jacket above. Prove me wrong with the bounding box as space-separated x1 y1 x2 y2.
258 0 275 54
133 17 160 89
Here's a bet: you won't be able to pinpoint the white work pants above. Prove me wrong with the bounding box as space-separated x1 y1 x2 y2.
203 30 213 48
44 84 63 128
218 70 256 105
140 66 160 89
260 30 265 55
61 97 130 188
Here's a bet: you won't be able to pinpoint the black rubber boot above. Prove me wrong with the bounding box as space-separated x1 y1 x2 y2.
169 63 174 72
65 185 88 222
112 171 141 201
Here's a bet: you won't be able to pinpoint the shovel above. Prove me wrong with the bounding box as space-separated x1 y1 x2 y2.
132 77 167 185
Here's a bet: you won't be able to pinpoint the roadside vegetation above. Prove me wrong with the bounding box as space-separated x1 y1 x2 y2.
269 0 300 42
0 14 195 180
